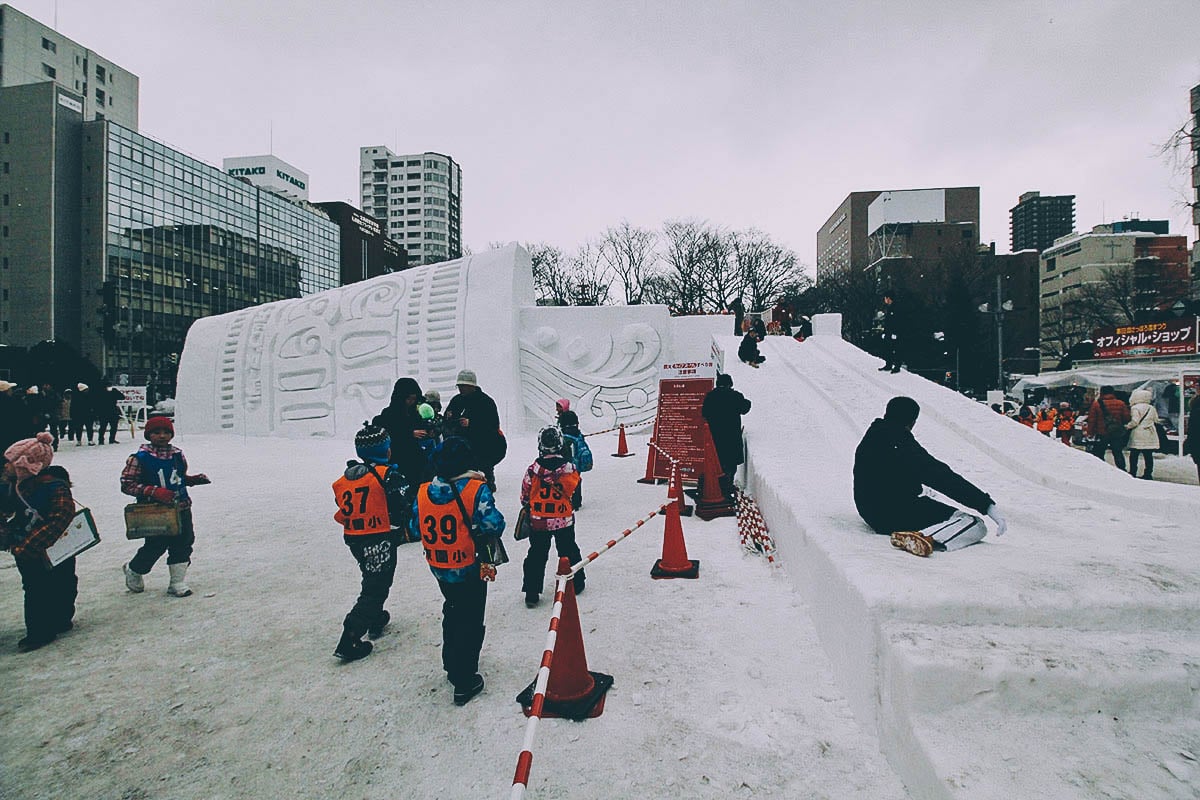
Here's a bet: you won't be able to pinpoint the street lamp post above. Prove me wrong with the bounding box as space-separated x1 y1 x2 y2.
978 275 1013 391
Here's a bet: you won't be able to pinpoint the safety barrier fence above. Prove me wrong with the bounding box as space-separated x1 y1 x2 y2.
733 488 778 565
509 498 675 799
582 417 655 438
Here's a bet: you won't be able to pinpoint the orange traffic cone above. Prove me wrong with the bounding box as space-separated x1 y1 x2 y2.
667 462 693 517
636 437 659 484
651 494 700 579
695 430 736 520
517 558 614 719
612 423 635 457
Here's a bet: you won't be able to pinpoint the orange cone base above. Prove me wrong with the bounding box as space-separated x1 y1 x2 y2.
695 499 736 520
651 558 700 579
517 672 614 720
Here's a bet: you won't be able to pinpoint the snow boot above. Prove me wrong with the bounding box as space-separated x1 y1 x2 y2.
453 673 484 706
524 592 539 608
166 562 192 597
368 610 390 640
123 562 145 593
890 531 934 558
572 570 586 595
334 631 373 662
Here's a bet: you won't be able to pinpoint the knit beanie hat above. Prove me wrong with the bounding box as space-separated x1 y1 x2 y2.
144 416 175 438
4 432 55 480
417 403 435 421
355 421 391 464
555 398 570 413
432 437 473 479
424 390 441 407
538 426 564 456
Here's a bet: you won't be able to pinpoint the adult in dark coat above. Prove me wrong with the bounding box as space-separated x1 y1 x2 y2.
1183 394 1200 483
728 296 746 336
879 293 904 373
853 397 1005 544
95 383 124 445
69 383 95 446
443 369 503 492
701 374 751 495
372 377 427 483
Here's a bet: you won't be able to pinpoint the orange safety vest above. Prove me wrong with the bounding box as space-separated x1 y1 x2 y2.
1036 408 1056 432
1057 411 1075 432
528 471 581 519
332 465 392 535
416 479 483 569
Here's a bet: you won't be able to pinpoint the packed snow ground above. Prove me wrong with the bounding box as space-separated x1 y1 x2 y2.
5 330 1200 799
0 429 908 799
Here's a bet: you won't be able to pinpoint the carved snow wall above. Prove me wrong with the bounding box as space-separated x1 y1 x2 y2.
176 243 725 438
176 245 533 437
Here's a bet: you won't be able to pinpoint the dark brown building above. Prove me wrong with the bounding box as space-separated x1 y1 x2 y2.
314 201 407 285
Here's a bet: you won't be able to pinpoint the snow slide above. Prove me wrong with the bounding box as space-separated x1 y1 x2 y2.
726 325 1200 799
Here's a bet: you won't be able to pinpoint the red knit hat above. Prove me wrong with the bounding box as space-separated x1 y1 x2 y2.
4 432 55 480
144 416 175 438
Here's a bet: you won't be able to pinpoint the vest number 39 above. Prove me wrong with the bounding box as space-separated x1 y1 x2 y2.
422 514 458 545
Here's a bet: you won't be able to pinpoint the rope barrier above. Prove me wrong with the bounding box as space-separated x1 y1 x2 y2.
734 489 778 565
510 500 673 798
582 417 655 438
648 440 680 467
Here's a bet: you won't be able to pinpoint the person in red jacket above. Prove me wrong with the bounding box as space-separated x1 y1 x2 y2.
1085 386 1131 471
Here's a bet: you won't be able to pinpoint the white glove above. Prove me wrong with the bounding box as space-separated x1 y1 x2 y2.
985 504 1007 536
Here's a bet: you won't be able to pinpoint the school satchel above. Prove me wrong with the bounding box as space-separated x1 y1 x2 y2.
44 503 101 568
514 505 533 541
124 503 182 539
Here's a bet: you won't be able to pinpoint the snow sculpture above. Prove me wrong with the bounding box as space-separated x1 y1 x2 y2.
175 244 687 438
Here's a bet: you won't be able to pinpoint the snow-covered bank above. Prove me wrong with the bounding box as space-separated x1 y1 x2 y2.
735 332 1200 799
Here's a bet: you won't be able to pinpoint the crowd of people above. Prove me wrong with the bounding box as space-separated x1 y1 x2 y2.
0 379 129 455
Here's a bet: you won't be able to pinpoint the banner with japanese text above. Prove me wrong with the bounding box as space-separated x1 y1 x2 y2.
646 360 718 482
1093 318 1198 359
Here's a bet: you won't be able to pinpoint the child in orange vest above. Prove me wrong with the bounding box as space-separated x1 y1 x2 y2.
330 422 411 662
1056 403 1075 446
520 426 584 608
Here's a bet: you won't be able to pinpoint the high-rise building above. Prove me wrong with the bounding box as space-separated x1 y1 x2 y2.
359 146 461 266
1190 84 1200 299
1039 221 1190 366
1009 191 1075 253
0 79 340 391
0 3 139 129
816 187 979 282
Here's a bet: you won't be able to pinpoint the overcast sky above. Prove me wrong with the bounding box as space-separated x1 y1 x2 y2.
23 0 1200 269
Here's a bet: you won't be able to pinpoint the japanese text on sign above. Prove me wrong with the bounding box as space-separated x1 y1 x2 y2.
1092 318 1198 359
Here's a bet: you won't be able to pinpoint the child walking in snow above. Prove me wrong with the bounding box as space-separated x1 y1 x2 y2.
330 422 412 662
555 399 592 509
0 432 78 651
121 416 210 597
520 426 584 608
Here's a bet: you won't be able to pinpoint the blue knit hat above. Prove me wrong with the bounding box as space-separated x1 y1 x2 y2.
355 421 391 464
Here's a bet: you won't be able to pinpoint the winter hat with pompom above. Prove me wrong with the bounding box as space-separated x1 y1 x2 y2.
417 403 435 421
555 398 570 413
354 421 391 464
4 432 55 480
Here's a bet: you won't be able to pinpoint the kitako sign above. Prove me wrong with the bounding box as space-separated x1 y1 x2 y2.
1093 318 1198 360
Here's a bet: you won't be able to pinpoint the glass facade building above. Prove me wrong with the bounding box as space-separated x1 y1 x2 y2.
80 121 339 386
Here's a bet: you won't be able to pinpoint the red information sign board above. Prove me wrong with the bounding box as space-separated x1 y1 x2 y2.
647 377 714 482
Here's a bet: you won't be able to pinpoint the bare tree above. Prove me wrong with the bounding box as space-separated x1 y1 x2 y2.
520 242 573 306
729 229 805 311
1157 88 1199 216
598 221 659 305
659 219 731 313
566 241 614 306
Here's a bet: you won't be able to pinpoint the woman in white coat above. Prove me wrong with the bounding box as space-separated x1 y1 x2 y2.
1125 388 1160 480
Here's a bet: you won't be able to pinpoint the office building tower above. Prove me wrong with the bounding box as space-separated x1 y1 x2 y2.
1010 191 1075 253
314 202 407 285
359 146 461 266
0 79 340 391
0 3 139 129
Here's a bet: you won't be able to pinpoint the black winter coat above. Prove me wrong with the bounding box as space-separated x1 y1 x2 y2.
444 388 502 467
701 386 751 468
738 333 761 363
853 418 993 535
372 377 425 482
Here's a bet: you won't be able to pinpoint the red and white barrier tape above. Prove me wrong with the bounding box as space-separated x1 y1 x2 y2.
510 501 673 798
734 490 778 565
582 418 655 438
